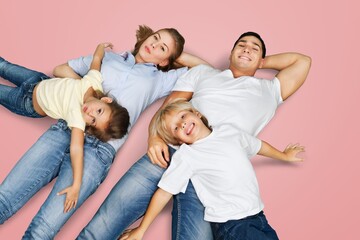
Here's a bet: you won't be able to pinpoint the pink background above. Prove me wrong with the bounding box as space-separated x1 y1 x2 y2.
0 0 359 239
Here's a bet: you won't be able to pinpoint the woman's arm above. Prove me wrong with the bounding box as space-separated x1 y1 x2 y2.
261 53 311 101
258 141 305 162
175 52 212 68
57 128 84 212
119 188 173 240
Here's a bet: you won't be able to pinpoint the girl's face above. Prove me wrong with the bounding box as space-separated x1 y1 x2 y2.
165 109 210 145
82 97 112 130
135 30 175 66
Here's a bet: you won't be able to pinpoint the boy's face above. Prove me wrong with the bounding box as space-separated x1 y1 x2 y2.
82 97 112 131
165 109 209 144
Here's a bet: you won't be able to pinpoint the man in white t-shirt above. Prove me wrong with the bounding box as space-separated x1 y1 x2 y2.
145 31 311 239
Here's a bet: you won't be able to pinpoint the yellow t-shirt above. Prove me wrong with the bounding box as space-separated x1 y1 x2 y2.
36 70 103 130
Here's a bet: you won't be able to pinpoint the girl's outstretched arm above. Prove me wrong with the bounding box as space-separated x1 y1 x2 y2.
90 42 113 71
57 128 84 212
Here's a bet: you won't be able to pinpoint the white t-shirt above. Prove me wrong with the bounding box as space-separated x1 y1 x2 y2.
158 125 263 222
159 64 284 221
172 64 283 136
36 70 103 131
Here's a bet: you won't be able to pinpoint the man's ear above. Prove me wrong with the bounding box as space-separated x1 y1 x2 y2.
101 97 113 103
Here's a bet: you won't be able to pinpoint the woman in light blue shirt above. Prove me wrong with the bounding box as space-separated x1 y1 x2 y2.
0 25 208 239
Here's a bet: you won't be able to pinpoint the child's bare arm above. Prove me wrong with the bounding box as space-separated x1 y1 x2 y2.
119 188 173 240
258 141 305 162
90 42 114 71
57 128 84 212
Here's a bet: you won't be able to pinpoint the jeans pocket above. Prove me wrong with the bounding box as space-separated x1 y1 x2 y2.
96 144 115 166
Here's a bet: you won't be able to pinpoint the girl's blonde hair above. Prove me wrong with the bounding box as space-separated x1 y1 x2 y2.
152 99 211 145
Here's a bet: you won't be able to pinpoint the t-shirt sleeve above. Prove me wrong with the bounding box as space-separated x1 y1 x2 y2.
158 151 193 195
262 77 283 105
68 55 93 77
238 131 262 158
172 64 214 92
82 70 104 92
66 110 86 131
159 67 188 97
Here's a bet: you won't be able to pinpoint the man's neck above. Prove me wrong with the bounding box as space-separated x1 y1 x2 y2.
229 66 256 78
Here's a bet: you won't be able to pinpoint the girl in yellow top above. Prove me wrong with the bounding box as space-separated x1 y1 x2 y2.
0 43 130 212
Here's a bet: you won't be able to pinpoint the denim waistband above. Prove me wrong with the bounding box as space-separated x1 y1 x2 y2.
55 119 116 156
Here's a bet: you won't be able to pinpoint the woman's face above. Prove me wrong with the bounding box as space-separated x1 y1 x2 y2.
135 30 175 66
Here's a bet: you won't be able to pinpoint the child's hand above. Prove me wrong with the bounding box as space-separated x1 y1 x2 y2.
119 228 144 240
57 185 80 213
98 42 114 50
283 143 305 162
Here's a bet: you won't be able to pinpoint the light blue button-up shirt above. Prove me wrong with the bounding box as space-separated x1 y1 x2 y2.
69 51 187 150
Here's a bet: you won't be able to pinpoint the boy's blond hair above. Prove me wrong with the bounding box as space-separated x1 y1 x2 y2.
153 99 210 145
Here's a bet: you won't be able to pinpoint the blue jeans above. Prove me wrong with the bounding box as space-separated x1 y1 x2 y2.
0 120 115 239
211 211 279 240
0 57 48 118
77 147 213 240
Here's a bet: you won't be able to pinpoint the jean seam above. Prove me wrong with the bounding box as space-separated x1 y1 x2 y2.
175 195 181 240
0 192 12 220
32 216 56 238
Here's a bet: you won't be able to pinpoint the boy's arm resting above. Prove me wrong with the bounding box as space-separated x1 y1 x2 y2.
53 63 82 79
57 128 84 212
258 141 305 162
175 52 212 68
119 188 173 240
147 91 193 168
262 53 312 101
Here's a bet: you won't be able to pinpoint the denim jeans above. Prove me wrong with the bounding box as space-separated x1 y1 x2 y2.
0 120 115 239
0 57 48 118
77 147 213 240
211 211 279 240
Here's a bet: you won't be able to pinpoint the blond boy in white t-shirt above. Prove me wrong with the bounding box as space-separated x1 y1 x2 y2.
120 99 304 240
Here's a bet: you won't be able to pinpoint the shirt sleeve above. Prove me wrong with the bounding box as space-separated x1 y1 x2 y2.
159 67 188 97
65 110 86 131
82 70 104 92
68 55 93 77
238 131 262 158
158 151 193 195
262 77 283 105
172 64 215 92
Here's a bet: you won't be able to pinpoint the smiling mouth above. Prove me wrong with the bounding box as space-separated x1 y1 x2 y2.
186 123 195 135
239 56 251 61
145 46 151 54
83 106 88 113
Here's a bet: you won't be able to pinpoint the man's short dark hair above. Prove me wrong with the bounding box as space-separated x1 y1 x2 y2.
232 32 266 58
